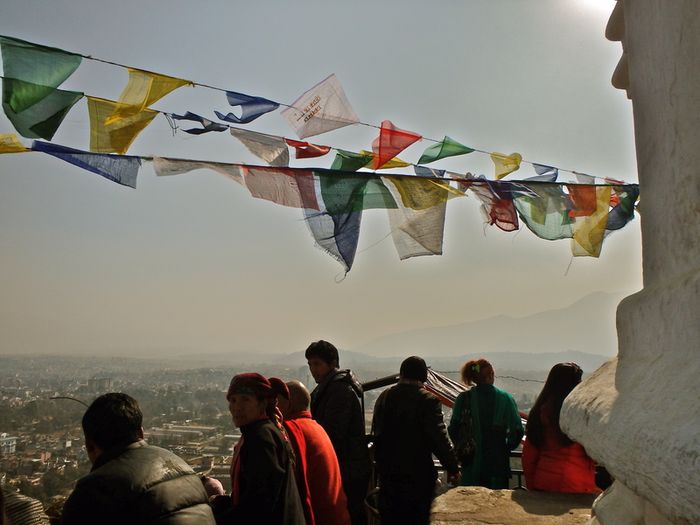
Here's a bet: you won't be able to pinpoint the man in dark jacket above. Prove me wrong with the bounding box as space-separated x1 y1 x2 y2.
371 356 460 525
306 340 370 525
61 393 215 525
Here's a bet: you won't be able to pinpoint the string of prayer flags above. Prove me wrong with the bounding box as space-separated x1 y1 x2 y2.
32 141 140 188
169 112 228 134
285 139 331 159
153 157 243 185
0 133 29 153
215 91 280 124
490 152 522 179
571 186 612 257
371 120 422 170
0 36 82 113
87 96 158 154
418 136 474 165
2 81 83 140
107 68 191 123
330 149 373 172
282 74 359 139
229 128 289 167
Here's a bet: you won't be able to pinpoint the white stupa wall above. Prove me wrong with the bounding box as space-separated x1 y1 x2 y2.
560 2 700 525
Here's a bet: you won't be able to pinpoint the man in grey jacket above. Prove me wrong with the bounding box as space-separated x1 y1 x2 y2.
61 393 215 525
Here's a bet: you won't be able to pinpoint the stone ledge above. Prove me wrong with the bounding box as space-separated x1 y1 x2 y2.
431 487 595 525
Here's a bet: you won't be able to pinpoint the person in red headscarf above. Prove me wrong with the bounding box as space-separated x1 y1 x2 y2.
211 373 306 525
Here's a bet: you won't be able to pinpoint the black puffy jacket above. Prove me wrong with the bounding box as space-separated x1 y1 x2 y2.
61 441 215 525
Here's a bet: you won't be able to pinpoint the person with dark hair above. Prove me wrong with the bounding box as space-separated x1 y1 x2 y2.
305 340 370 525
448 358 523 489
523 363 600 494
211 373 306 525
60 393 215 525
278 380 351 525
371 357 459 525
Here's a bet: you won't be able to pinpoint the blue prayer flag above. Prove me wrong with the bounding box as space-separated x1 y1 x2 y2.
214 91 280 124
32 141 140 188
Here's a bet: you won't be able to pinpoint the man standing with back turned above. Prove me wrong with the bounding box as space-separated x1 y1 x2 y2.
305 340 370 525
372 356 460 525
61 393 215 525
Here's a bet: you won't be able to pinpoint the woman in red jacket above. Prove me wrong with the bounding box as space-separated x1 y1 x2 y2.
523 363 600 494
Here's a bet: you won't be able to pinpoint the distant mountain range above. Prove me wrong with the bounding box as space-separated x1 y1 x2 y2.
349 291 624 359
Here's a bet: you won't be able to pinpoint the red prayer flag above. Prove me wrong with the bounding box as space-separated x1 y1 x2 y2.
568 185 598 217
285 138 331 159
371 120 421 169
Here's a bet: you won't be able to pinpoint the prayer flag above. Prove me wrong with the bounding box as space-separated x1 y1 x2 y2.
470 181 519 232
87 96 158 154
281 74 359 139
32 141 140 188
229 128 289 167
567 184 598 217
371 120 422 170
285 139 331 159
490 152 522 179
0 133 29 153
571 186 612 257
383 176 454 211
513 183 573 240
417 136 474 164
414 165 445 178
152 157 243 185
357 150 411 170
108 68 191 123
2 79 82 140
169 112 228 134
0 36 82 112
215 91 279 124
532 163 558 179
242 166 319 210
384 177 448 260
330 150 373 172
606 185 638 230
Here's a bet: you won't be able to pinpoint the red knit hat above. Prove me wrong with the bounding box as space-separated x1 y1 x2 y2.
227 373 289 400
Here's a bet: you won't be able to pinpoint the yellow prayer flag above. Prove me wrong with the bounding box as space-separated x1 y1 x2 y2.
490 152 522 179
358 150 410 170
571 186 612 257
107 68 192 123
384 177 462 210
0 133 29 153
88 96 158 154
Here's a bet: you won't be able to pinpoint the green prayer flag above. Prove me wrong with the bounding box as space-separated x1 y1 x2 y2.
0 36 82 112
317 171 397 213
330 149 373 172
417 136 474 165
2 79 83 139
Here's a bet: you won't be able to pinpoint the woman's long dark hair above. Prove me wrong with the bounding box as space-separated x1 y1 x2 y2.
526 362 583 447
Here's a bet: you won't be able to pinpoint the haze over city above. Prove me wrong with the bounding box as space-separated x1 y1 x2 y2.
0 0 639 360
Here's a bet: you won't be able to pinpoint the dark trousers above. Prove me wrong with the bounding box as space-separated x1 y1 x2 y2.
344 470 369 525
378 479 435 525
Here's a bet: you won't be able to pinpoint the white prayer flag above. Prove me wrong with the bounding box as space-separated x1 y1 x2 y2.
281 74 360 139
152 157 243 184
229 128 289 167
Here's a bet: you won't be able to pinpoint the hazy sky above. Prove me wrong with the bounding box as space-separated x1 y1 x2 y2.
0 0 641 357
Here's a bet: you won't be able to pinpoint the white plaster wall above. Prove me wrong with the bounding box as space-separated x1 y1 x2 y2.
561 1 700 524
